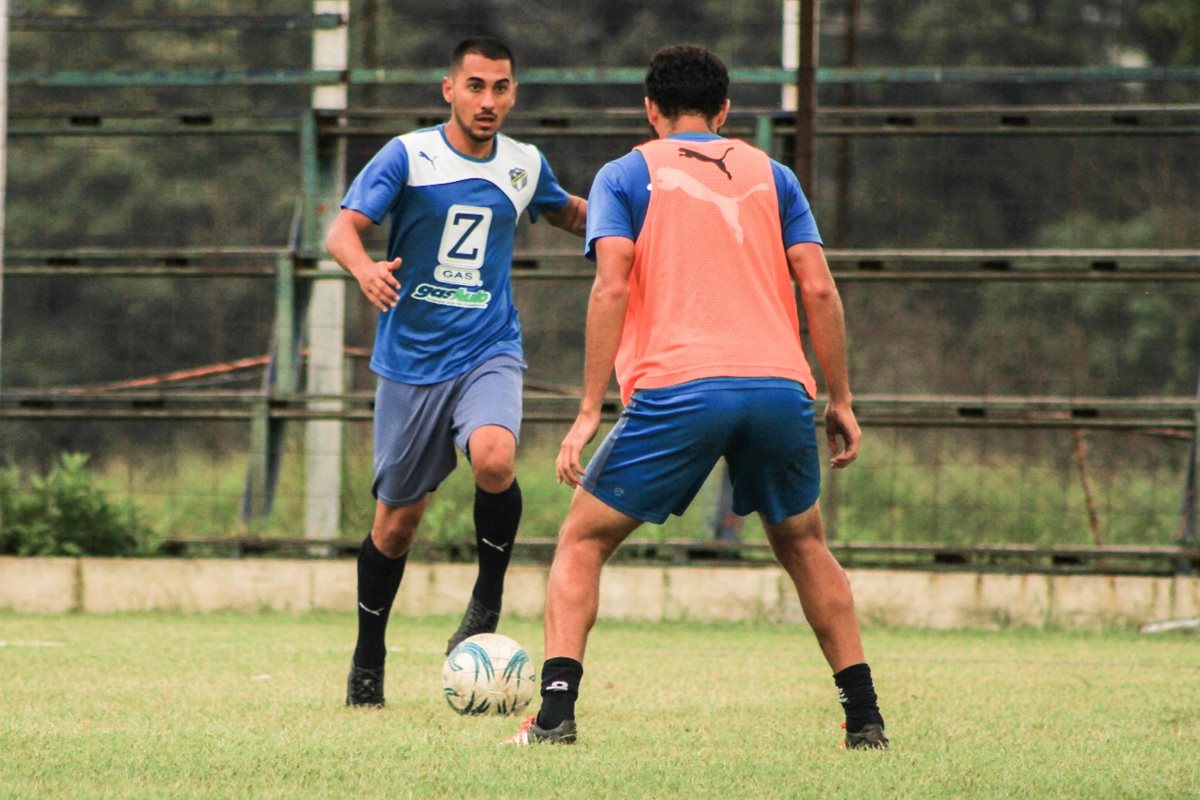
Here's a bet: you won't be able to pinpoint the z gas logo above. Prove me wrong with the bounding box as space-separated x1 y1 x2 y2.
412 283 491 308
435 265 482 287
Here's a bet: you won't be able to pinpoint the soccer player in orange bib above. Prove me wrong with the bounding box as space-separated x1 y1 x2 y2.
505 44 887 750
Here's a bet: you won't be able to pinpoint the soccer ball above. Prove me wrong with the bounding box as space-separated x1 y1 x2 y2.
442 633 536 716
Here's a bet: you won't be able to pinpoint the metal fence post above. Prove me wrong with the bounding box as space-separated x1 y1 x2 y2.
1178 369 1200 573
0 0 9 401
793 0 818 196
304 0 349 540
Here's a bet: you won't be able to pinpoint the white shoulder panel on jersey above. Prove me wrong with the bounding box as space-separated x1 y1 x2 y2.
400 128 544 217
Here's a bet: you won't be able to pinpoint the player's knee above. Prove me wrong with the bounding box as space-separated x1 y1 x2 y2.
373 512 422 557
373 527 416 558
472 456 515 494
791 521 827 545
765 506 827 547
556 520 621 565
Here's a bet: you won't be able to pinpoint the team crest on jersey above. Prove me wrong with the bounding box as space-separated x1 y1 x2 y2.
508 167 528 191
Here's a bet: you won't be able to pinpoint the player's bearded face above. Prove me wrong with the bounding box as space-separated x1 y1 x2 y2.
444 54 517 143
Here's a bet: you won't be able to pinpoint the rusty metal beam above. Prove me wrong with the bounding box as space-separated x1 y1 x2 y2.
4 390 1197 431
7 248 1196 281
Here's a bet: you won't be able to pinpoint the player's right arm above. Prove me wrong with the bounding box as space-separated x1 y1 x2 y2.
325 209 402 312
556 235 634 487
556 158 639 487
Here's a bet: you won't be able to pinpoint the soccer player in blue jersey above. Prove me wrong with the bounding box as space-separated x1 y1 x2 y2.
325 36 587 708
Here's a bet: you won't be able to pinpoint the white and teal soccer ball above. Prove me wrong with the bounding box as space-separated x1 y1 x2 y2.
442 633 536 716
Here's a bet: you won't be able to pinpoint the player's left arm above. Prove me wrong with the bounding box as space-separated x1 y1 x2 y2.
787 242 860 469
541 195 588 237
530 152 587 237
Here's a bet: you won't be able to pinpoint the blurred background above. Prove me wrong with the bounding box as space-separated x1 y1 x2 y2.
1 0 1197 566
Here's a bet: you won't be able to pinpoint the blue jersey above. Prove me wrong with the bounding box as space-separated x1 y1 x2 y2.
343 125 571 384
584 132 821 260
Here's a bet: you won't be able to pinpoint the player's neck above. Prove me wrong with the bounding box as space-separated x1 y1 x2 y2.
654 115 719 138
443 120 496 159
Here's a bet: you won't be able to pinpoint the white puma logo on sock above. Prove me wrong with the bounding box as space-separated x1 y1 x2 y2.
359 603 385 616
546 680 569 692
481 538 509 552
653 166 770 244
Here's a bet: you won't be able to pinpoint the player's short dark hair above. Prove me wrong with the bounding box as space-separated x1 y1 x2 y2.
644 45 729 120
451 37 516 74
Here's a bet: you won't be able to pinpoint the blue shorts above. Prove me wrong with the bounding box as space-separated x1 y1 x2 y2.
581 378 820 525
372 354 524 507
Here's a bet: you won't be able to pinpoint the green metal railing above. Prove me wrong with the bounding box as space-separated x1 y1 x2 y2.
10 13 346 31
12 65 1200 88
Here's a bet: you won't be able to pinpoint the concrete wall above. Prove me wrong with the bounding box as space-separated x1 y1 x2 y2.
2 556 1197 629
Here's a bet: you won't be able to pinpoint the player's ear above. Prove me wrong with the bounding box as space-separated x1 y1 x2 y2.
442 75 453 104
646 99 671 138
712 99 731 130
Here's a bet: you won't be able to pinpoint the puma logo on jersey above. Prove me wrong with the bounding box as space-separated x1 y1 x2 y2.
418 150 438 168
678 146 735 180
653 166 771 244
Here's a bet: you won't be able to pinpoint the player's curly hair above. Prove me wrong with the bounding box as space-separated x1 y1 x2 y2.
644 45 729 121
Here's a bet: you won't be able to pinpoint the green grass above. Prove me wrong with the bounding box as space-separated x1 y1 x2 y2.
1 613 1198 798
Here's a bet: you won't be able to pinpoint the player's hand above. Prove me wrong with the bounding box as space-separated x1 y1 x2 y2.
556 410 601 487
824 401 861 469
353 258 402 312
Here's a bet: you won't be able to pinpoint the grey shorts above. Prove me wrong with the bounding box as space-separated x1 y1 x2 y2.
372 354 524 507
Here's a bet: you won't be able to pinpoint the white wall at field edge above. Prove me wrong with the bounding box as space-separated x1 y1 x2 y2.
2 556 1196 630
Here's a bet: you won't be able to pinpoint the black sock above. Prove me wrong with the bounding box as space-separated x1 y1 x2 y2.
352 533 407 670
536 656 583 729
471 479 521 611
834 663 884 733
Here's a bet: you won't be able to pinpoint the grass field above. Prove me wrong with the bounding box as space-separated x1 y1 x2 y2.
2 612 1197 799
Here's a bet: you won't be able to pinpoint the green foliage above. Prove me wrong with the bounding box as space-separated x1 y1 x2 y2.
94 425 1188 551
832 446 1182 547
415 471 477 548
1137 0 1200 66
0 454 155 556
